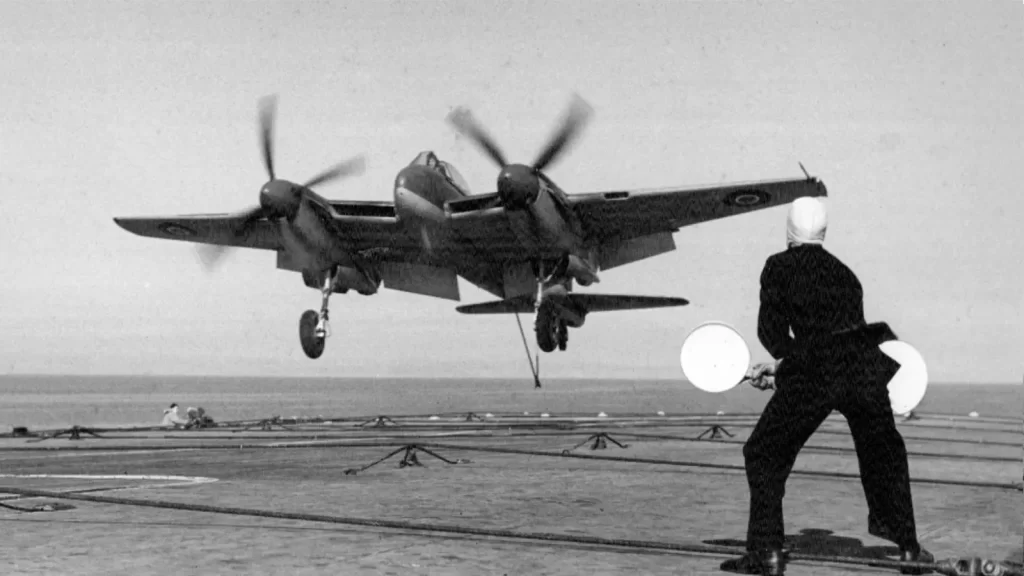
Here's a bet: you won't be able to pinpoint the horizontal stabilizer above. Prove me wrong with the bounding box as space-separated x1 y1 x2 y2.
571 294 690 313
456 293 689 315
456 295 534 314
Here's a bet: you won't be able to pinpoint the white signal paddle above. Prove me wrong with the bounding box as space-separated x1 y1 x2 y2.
879 340 929 415
679 322 751 394
680 322 929 414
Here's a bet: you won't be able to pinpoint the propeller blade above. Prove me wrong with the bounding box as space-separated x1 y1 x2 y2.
531 94 593 172
195 244 233 273
302 156 367 189
234 204 265 234
258 95 277 181
194 204 265 273
228 204 268 241
446 106 508 168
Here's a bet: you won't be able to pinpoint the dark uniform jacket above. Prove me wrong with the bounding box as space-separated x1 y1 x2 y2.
757 244 899 389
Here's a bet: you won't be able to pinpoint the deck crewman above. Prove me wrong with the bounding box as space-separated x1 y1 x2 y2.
720 197 933 575
161 403 188 428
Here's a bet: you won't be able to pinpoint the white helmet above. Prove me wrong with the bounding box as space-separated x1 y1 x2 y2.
787 197 828 247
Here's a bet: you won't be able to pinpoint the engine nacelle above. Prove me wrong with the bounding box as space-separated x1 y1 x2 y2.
506 186 577 255
302 265 381 296
565 254 600 286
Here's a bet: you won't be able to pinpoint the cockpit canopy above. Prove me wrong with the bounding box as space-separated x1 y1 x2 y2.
409 151 472 196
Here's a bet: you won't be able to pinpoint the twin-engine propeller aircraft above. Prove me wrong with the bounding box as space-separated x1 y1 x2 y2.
114 95 827 360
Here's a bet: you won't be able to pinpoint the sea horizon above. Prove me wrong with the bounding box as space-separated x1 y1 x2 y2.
0 373 1019 433
4 373 1022 385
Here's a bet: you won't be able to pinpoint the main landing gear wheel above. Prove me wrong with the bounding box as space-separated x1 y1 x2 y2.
299 309 326 359
535 306 562 353
557 322 568 351
299 267 335 360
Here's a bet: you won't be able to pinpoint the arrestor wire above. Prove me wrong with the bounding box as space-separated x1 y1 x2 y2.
0 485 968 575
0 439 1015 491
10 410 1021 436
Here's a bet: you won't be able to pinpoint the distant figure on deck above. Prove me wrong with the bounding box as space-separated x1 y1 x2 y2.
161 403 188 428
720 197 933 575
185 406 215 429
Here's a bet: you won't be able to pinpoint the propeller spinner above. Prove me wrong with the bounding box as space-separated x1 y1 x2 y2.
447 94 593 210
198 96 365 272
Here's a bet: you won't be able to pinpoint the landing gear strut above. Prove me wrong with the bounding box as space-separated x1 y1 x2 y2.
532 260 569 353
299 268 334 359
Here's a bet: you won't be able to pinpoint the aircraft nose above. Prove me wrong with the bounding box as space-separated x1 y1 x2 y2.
497 164 539 210
259 180 300 219
394 166 434 202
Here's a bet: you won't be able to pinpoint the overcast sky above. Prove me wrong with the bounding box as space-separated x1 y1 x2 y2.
1 0 1020 383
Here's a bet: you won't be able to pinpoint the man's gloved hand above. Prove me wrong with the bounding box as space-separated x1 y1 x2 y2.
745 360 782 391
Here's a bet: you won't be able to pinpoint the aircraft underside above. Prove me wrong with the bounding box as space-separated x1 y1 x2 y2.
293 256 688 361
294 287 572 361
293 260 576 361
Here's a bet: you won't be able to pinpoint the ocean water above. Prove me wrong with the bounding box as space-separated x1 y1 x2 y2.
0 375 1019 432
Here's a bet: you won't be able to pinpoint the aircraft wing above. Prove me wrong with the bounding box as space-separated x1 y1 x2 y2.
456 293 689 314
323 200 476 301
443 176 826 273
113 212 283 251
321 200 413 258
569 176 827 247
113 200 416 260
444 201 524 262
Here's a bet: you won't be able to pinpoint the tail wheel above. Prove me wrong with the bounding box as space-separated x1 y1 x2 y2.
299 309 326 359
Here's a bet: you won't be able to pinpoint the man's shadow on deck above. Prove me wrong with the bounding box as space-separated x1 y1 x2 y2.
705 528 899 559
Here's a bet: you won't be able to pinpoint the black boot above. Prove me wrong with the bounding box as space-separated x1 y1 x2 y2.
898 545 934 575
869 516 934 575
720 549 785 575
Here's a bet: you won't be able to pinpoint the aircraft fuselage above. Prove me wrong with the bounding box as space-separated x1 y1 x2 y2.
393 163 462 259
390 161 599 290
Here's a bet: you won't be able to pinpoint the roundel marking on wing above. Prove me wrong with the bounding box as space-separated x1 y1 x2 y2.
158 222 197 237
724 189 771 207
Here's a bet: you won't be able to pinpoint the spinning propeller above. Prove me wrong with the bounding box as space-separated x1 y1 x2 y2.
197 95 366 272
446 94 593 210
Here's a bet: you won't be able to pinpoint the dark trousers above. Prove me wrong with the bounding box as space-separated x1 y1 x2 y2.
742 348 919 552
